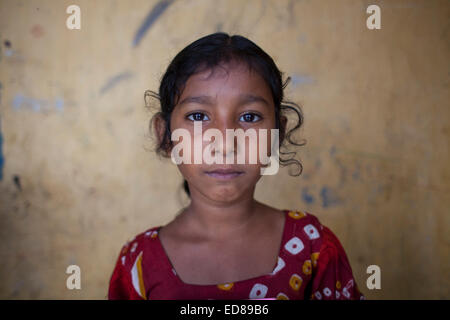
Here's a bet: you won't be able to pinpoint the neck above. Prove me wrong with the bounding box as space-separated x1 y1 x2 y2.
180 187 262 241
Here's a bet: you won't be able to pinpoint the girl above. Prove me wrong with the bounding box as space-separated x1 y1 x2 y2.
108 32 364 300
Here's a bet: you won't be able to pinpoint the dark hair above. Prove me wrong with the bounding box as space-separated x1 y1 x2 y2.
145 32 306 198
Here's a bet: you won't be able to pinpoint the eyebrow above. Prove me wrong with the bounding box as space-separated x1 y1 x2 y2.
238 94 271 108
178 95 214 107
177 94 271 108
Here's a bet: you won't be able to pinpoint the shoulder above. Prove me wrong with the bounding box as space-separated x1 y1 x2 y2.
285 211 364 300
109 225 163 300
116 225 162 269
285 209 325 239
286 209 356 277
284 209 345 256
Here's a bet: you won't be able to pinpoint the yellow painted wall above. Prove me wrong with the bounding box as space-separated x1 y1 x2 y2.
0 0 448 299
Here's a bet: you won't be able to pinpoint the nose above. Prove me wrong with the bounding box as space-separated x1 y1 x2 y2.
210 117 239 161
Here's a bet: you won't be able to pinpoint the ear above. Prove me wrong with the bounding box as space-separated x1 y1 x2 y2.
153 114 165 144
153 114 172 156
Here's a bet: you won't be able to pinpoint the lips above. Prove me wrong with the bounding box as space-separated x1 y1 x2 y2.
204 167 244 179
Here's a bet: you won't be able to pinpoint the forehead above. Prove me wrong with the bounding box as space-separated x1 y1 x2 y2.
179 60 273 102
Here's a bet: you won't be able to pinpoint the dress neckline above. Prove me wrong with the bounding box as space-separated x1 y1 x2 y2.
155 209 290 287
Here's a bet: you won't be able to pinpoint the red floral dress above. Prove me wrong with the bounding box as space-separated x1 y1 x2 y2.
108 210 365 300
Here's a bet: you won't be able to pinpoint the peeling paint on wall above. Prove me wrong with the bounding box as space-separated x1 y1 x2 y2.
291 74 315 87
320 186 341 207
12 94 64 112
99 72 133 95
132 0 174 47
301 186 315 204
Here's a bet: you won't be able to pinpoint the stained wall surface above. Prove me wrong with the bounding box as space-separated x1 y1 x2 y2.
0 0 448 299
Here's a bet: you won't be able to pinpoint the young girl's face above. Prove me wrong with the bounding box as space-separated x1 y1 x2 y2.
169 60 277 203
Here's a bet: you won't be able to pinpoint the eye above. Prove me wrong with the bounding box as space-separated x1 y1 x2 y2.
239 113 262 123
186 112 210 121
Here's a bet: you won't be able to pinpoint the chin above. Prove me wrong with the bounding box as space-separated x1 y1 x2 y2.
206 185 244 203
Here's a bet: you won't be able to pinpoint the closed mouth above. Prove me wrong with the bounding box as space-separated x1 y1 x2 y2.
204 168 244 179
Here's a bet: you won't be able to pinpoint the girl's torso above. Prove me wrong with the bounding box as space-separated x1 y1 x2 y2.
157 207 287 286
109 208 365 300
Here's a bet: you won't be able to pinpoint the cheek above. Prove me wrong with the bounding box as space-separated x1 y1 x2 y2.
176 163 197 182
242 128 276 165
168 125 198 164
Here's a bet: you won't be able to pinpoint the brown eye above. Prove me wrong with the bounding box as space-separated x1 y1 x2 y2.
186 112 210 121
240 113 262 123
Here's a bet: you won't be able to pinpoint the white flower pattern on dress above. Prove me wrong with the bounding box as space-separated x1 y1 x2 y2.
304 224 320 240
284 236 304 255
249 283 268 299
